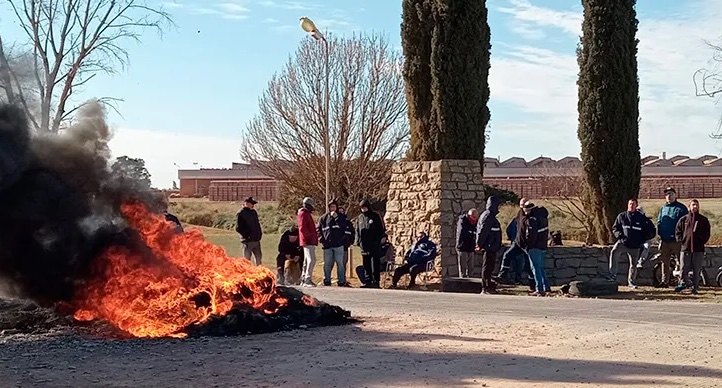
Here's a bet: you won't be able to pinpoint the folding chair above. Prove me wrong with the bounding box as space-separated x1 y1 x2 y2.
381 261 397 289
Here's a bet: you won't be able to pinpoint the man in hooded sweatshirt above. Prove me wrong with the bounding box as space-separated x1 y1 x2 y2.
356 199 385 288
297 197 319 287
476 196 502 294
317 199 350 286
456 208 478 278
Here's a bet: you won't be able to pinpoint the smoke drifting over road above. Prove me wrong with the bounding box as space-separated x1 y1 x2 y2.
0 101 161 304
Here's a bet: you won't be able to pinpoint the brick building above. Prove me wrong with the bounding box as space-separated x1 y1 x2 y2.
177 162 280 201
178 154 722 201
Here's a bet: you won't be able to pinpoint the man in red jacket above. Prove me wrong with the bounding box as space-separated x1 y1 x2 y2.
297 197 319 287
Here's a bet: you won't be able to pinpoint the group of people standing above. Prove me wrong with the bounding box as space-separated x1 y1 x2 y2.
456 196 551 296
606 187 711 294
235 195 389 288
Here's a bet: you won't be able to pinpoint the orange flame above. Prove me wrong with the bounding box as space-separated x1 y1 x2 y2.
73 202 286 338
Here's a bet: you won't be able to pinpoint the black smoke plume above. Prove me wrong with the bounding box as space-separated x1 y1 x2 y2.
0 101 162 305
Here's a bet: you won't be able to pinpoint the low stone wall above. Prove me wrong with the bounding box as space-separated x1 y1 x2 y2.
484 245 722 286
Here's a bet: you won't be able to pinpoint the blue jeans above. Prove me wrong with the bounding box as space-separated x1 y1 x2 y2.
528 248 550 294
323 246 346 285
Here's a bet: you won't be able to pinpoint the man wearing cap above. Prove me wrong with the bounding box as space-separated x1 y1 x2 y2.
356 199 385 288
656 187 688 288
235 197 263 265
298 197 319 287
515 200 551 296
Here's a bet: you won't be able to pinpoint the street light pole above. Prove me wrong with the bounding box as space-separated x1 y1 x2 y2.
300 16 331 206
323 38 330 207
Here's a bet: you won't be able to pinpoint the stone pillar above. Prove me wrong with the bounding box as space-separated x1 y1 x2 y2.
384 160 485 278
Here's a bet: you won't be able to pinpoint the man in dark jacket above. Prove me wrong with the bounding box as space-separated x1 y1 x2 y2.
476 196 502 294
674 199 711 294
607 198 656 288
317 200 350 287
356 199 385 288
516 200 551 296
497 198 527 285
276 226 303 285
338 206 355 270
656 187 688 287
236 197 263 265
391 232 437 288
456 208 478 278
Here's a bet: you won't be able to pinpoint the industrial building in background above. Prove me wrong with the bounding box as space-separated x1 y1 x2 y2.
177 154 722 202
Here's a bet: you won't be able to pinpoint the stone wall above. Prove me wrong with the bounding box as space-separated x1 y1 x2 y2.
492 245 722 286
384 160 485 277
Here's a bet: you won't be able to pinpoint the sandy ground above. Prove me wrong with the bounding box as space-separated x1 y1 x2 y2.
1 288 722 388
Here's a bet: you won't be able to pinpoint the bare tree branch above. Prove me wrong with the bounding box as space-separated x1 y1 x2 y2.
535 165 595 244
1 0 173 132
693 38 722 138
241 33 408 214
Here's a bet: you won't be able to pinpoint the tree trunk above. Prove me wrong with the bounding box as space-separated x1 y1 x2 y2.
577 0 641 244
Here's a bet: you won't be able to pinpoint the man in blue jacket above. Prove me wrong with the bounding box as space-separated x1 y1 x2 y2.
656 187 688 288
608 198 656 288
497 198 527 285
391 231 437 288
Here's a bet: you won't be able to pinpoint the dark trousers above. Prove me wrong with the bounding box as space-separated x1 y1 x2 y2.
481 251 497 289
362 252 381 285
392 263 425 286
499 243 525 283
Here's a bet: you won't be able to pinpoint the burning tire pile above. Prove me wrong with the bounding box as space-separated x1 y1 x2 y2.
0 102 354 340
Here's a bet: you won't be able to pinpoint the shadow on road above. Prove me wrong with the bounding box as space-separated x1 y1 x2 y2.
2 323 721 387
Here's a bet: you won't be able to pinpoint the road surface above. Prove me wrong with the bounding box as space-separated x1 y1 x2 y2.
0 288 720 388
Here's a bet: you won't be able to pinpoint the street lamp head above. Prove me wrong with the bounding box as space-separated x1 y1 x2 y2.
299 16 325 41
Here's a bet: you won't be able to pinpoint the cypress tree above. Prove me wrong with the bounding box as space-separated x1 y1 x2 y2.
401 0 491 162
401 0 435 160
577 0 641 244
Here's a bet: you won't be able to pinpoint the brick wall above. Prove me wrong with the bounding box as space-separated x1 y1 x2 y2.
208 180 280 202
484 176 722 199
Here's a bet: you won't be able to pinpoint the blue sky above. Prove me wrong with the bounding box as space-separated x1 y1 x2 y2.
2 0 721 188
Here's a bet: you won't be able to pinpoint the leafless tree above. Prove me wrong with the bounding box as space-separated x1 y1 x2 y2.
0 0 172 132
0 39 38 107
241 33 408 214
536 165 596 244
693 38 722 138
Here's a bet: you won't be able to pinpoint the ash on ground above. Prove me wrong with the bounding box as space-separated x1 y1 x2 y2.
0 287 355 340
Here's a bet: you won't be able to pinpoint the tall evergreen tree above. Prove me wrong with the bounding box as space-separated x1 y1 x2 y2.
577 0 641 244
401 0 435 160
401 0 491 162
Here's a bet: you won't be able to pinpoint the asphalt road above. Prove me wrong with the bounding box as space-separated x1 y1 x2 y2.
304 287 722 329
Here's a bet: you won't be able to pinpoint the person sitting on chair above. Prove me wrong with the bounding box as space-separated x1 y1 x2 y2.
391 231 437 289
276 226 303 285
356 233 395 286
